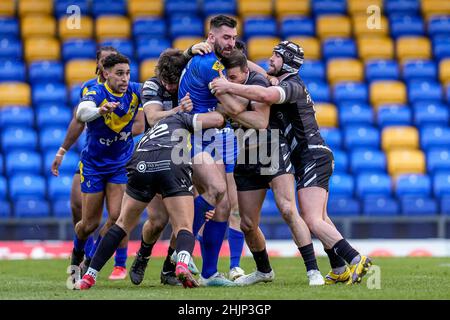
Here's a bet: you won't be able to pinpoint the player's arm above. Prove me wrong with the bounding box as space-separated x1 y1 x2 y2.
227 101 270 129
194 111 225 129
76 100 119 122
214 92 248 116
132 108 145 136
144 103 181 127
183 42 213 60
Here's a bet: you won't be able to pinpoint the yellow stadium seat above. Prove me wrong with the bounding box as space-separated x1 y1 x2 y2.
382 126 419 151
24 37 60 63
275 0 309 19
59 16 94 40
140 59 158 82
128 0 163 19
173 37 205 51
439 59 450 86
396 37 431 63
204 15 241 37
0 82 31 107
18 0 52 16
238 0 272 18
314 103 338 127
0 0 15 16
316 15 351 39
358 37 394 61
353 14 389 38
422 0 450 20
65 60 97 87
370 81 407 109
348 0 383 16
327 59 364 85
21 15 56 39
288 36 320 60
387 150 425 176
96 16 130 41
247 37 280 62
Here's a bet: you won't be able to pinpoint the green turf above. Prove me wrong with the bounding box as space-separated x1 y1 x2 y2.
0 257 449 300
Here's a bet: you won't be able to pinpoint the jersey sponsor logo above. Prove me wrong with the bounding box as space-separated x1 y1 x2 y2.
85 90 96 95
143 81 160 91
99 131 131 146
212 60 224 72
136 161 147 173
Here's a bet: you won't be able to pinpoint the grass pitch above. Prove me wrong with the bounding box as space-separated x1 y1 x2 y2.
0 257 449 300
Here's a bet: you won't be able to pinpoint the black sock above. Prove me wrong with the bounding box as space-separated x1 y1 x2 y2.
138 236 155 258
90 224 126 272
324 248 347 269
176 229 195 255
162 246 176 273
251 248 272 273
298 243 319 272
332 239 360 265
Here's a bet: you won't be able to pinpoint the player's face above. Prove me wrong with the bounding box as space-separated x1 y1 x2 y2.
104 63 130 93
212 26 237 58
97 50 117 75
268 52 283 76
161 80 178 95
227 66 248 84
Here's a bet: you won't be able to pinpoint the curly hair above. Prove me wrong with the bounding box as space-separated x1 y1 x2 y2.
155 48 188 84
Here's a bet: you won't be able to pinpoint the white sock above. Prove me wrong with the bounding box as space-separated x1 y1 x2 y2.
86 267 98 280
177 250 191 266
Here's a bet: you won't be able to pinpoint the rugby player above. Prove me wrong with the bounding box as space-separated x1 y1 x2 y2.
210 41 373 285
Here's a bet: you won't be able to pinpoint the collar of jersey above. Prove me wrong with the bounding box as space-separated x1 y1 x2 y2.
104 82 125 97
96 76 103 84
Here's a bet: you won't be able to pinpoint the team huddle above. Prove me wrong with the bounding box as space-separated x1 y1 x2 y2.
53 15 373 290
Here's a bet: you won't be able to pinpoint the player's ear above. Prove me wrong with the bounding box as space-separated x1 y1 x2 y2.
207 31 215 43
102 68 109 80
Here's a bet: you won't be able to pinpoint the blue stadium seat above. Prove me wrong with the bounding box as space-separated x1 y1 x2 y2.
0 60 26 82
333 82 368 104
304 81 330 102
0 107 34 128
100 39 134 59
36 104 72 128
0 156 3 175
320 127 342 149
55 0 90 18
365 60 399 82
0 18 19 38
390 15 424 38
344 126 380 150
433 173 450 198
395 174 431 197
77 130 87 151
136 38 171 61
356 173 392 198
420 126 450 151
339 102 374 127
0 200 11 218
129 60 139 83
244 17 277 40
0 175 6 199
32 83 67 105
261 198 278 217
165 0 199 16
329 173 354 196
92 0 126 17
322 38 357 60
203 0 236 16
70 84 82 107
29 61 64 84
327 196 360 216
377 105 412 127
401 196 438 215
384 0 420 17
428 16 450 38
280 16 314 38
0 37 22 60
1 127 38 152
433 36 450 61
363 196 399 216
446 85 450 104
133 18 167 40
48 175 73 200
9 174 46 201
413 102 449 127
62 39 97 61
441 195 450 215
14 199 50 218
44 151 79 176
39 127 67 152
299 60 325 82
402 60 437 82
6 151 42 176
332 149 348 173
350 149 386 174
312 0 347 15
169 16 203 39
408 80 443 102
427 149 450 174
53 198 71 217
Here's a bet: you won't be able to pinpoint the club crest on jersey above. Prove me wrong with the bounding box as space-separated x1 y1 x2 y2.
212 60 224 71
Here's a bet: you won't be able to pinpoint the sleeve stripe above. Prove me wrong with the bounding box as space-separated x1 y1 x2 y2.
143 100 163 108
193 114 200 131
275 86 286 104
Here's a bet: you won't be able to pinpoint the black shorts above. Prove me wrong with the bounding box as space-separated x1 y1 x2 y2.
293 148 334 192
126 149 193 202
234 141 294 192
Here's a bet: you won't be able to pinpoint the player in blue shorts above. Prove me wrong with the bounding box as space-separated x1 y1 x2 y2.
67 53 142 285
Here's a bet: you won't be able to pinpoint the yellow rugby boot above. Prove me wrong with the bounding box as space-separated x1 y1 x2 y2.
347 256 373 285
325 266 351 285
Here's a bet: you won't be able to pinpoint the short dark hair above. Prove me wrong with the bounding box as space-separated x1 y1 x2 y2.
210 15 237 30
95 46 119 74
102 53 130 69
156 48 188 84
235 40 247 55
222 49 248 71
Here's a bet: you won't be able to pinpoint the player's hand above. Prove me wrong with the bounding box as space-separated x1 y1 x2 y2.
209 76 230 95
267 75 280 86
215 104 226 115
98 102 119 115
191 42 212 56
51 156 62 177
205 210 215 222
179 93 193 112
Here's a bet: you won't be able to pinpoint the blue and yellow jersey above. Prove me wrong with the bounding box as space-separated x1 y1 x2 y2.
80 76 103 99
79 81 142 172
178 51 225 114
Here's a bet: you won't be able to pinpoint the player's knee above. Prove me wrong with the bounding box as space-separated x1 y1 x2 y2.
277 202 296 222
208 180 227 203
302 215 321 234
240 216 256 234
83 221 100 235
70 201 82 224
